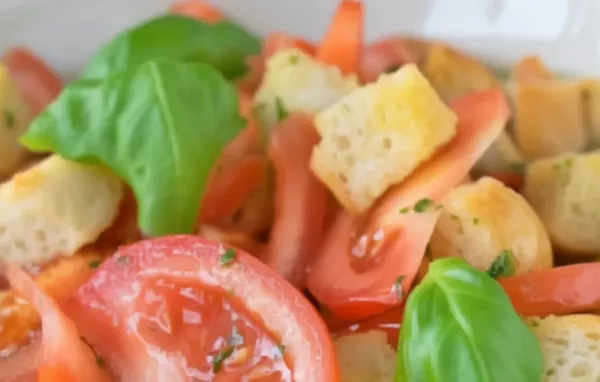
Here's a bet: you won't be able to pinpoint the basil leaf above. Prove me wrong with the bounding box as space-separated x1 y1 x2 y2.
21 59 245 236
83 15 261 80
396 258 543 382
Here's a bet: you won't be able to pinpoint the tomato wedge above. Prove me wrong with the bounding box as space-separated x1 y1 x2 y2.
360 37 429 83
4 266 109 382
306 90 510 320
65 236 338 381
500 263 600 317
2 48 62 116
265 114 328 287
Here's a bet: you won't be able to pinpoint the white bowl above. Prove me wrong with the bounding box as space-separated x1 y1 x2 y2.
0 0 598 77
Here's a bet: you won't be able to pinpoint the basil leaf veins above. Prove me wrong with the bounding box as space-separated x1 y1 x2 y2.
21 59 245 236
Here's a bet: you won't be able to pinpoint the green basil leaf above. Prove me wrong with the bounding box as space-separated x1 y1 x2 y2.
21 59 245 236
83 15 261 80
396 257 543 382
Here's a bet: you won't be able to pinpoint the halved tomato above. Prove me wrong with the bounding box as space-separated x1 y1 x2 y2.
2 48 62 116
306 90 511 320
264 113 328 287
500 262 600 317
3 266 109 382
65 236 338 381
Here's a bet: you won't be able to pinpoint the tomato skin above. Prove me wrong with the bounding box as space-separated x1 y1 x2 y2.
306 90 511 320
66 235 338 382
265 114 328 287
500 263 600 317
2 48 62 115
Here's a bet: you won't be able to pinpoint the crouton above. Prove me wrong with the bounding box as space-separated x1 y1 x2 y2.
422 43 502 101
528 315 600 382
253 48 359 129
0 155 123 264
580 78 600 148
311 64 457 213
512 80 586 159
429 177 553 274
523 151 600 256
0 64 34 180
334 330 396 382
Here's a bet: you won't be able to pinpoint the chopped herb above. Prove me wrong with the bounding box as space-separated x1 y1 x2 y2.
450 214 460 221
393 275 406 300
435 204 444 211
487 250 516 279
289 54 299 65
228 326 244 346
277 344 286 356
89 260 101 269
413 198 434 213
116 256 130 266
399 207 410 214
212 346 234 373
275 97 288 122
3 109 15 129
473 217 480 226
96 355 105 368
564 158 573 168
219 248 236 267
509 162 526 174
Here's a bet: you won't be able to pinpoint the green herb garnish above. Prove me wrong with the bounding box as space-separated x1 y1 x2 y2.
277 344 286 356
472 217 480 226
413 198 434 213
487 250 516 279
219 248 236 267
89 260 101 269
3 109 15 129
399 207 410 214
275 97 288 122
212 346 234 373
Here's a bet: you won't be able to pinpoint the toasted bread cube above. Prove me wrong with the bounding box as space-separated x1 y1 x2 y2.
334 330 396 382
527 315 600 382
422 43 502 102
0 155 123 264
580 78 600 148
0 64 34 180
429 177 553 274
311 64 457 213
523 151 600 256
512 80 586 159
254 48 359 129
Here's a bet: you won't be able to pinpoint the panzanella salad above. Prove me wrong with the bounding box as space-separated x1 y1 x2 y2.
0 1 599 382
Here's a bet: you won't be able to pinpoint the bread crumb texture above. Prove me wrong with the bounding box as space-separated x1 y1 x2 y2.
311 64 457 213
528 314 600 382
0 155 123 264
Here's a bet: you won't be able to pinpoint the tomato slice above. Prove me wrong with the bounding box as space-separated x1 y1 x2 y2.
500 263 600 317
265 114 328 287
360 37 430 83
306 90 511 320
2 48 62 116
3 266 109 382
65 236 338 381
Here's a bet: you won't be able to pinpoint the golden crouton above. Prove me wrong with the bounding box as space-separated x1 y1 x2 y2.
429 177 553 274
254 48 359 129
523 151 600 256
311 64 457 213
422 43 502 102
0 64 34 180
528 315 600 382
0 155 123 264
334 330 396 382
512 80 586 159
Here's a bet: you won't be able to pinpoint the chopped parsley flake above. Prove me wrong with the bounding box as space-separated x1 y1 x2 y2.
219 248 236 267
393 275 406 300
3 109 15 129
212 346 234 373
277 344 286 356
289 54 299 65
96 355 105 368
553 158 574 171
413 198 434 213
487 250 516 279
473 217 480 226
399 207 410 214
275 97 288 122
88 260 101 269
228 326 244 347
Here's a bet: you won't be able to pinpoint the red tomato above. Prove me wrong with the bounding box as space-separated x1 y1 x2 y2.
3 266 109 382
333 308 404 348
65 236 338 381
264 114 328 287
500 263 600 317
306 90 511 320
2 48 62 115
360 37 430 83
